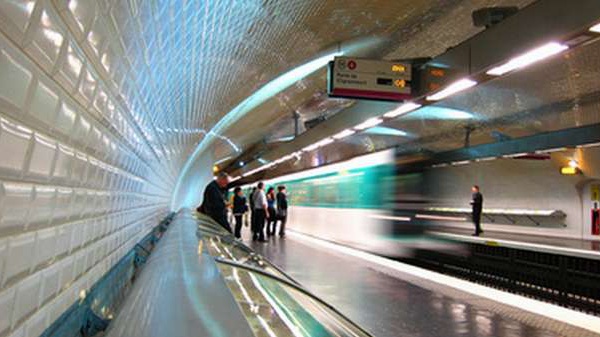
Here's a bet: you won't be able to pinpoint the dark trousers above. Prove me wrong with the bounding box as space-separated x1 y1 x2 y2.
253 209 266 241
267 207 277 236
278 215 287 236
473 211 482 234
211 212 231 233
234 215 243 238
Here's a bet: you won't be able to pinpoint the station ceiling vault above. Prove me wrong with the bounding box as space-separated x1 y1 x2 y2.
0 0 532 209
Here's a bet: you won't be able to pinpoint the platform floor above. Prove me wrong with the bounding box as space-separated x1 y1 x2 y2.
430 227 600 259
246 232 599 337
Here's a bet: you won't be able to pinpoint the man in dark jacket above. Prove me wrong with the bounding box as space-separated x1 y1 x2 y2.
200 172 232 233
276 185 288 237
232 187 248 239
470 185 483 236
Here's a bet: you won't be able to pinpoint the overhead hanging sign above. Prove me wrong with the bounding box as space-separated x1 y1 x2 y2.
328 57 412 101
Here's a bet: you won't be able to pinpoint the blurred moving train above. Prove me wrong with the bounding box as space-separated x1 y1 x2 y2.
237 137 595 255
240 149 445 257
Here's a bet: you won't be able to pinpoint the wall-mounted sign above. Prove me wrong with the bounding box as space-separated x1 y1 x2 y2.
328 57 412 101
560 166 580 175
592 184 600 201
420 65 451 95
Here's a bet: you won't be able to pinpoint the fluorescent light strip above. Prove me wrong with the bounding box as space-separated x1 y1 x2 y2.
264 149 394 185
301 143 320 152
354 117 383 130
426 78 477 101
579 142 600 148
383 102 422 118
302 137 334 152
536 147 567 154
503 152 529 158
487 42 568 76
287 231 600 334
332 129 355 140
241 152 302 178
214 156 232 165
591 23 600 33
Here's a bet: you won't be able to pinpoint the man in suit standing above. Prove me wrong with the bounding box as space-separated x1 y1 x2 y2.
470 185 483 236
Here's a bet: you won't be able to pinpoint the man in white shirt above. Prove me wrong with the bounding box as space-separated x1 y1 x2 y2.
252 182 269 242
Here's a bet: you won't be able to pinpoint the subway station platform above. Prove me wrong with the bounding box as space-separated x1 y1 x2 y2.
247 230 600 337
430 227 600 259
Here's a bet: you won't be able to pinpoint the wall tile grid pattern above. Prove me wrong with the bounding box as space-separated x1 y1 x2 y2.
0 1 173 336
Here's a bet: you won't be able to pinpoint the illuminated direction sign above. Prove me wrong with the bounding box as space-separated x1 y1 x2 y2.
328 57 412 101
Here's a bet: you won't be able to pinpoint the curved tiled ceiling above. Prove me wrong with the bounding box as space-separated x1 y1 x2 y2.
0 1 542 334
0 0 533 208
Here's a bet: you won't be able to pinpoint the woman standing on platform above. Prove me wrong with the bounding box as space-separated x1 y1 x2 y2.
266 187 278 237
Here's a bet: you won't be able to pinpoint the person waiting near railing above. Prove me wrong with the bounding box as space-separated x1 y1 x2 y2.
276 185 288 237
266 187 278 237
252 182 269 242
470 185 484 236
232 187 248 239
199 172 232 233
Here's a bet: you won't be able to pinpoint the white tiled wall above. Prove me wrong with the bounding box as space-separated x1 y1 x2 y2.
0 1 175 337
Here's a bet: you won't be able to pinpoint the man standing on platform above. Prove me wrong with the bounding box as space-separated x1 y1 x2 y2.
252 182 269 242
276 185 288 237
470 185 483 236
200 172 232 233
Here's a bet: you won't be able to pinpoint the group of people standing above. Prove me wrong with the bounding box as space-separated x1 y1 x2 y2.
199 172 288 242
239 182 288 242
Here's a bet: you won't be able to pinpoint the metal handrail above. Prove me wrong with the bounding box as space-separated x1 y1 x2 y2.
213 257 375 337
196 226 303 286
194 213 304 286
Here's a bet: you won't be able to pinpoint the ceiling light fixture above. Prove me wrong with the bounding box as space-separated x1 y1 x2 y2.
426 78 477 101
590 23 600 33
302 137 334 152
364 126 408 137
332 129 355 139
486 42 568 76
568 159 579 168
383 102 422 118
354 117 383 130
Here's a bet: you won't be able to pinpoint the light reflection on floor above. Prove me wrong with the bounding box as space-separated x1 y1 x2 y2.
247 234 572 337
